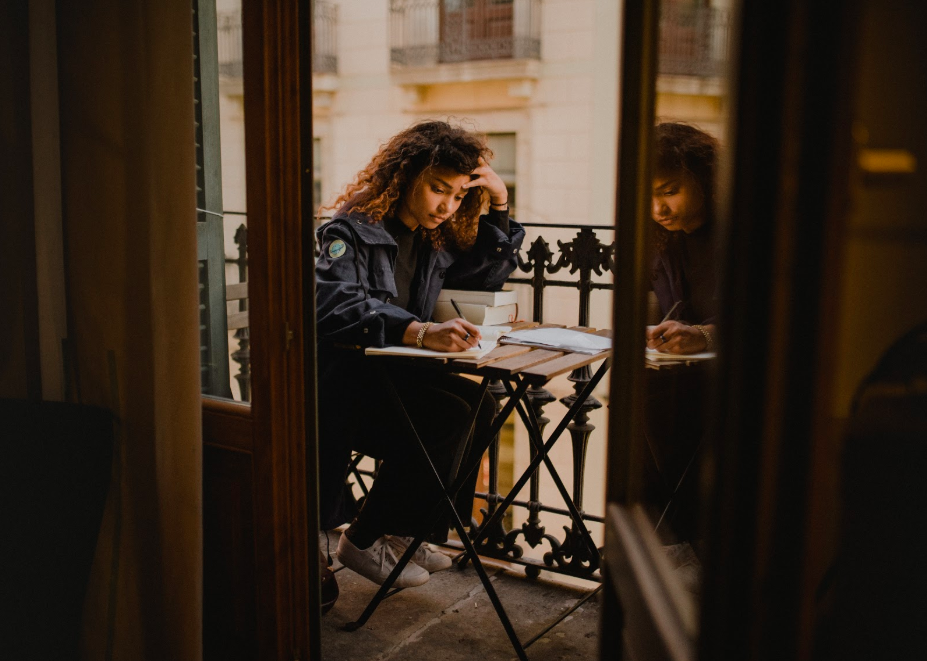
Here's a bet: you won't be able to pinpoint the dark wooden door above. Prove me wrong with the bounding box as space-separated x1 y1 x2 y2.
198 1 316 659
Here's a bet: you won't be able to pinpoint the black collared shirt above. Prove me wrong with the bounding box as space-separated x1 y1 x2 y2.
383 215 421 311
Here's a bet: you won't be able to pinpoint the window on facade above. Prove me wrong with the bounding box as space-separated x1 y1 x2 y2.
440 0 515 63
486 133 516 214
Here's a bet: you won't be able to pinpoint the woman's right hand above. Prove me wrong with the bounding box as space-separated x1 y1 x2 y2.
420 319 482 351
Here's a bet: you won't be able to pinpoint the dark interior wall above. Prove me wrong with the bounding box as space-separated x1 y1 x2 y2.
832 0 927 415
819 3 927 655
0 0 41 400
802 1 927 656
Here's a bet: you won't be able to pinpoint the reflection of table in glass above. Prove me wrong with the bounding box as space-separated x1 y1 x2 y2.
642 356 716 540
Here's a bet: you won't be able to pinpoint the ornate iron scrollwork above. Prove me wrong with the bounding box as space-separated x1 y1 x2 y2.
469 223 613 582
231 223 251 402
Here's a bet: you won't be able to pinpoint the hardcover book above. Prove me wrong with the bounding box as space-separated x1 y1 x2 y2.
436 288 518 307
432 302 518 325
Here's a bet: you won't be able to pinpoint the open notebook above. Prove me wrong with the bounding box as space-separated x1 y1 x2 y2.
364 325 511 360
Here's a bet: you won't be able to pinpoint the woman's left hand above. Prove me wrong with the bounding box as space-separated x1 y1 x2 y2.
646 321 708 354
463 156 508 206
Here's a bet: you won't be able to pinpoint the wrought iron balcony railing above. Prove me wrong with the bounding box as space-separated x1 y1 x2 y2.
465 222 614 581
389 0 542 67
216 1 338 79
659 3 731 78
226 219 250 402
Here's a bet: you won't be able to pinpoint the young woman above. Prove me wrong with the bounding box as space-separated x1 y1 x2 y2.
645 122 719 355
315 120 524 588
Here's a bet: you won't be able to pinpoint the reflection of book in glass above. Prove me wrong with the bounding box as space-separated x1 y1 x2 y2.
436 288 518 307
645 348 716 361
433 301 518 325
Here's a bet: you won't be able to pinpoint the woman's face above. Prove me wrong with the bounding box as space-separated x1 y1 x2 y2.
399 166 472 231
651 170 706 233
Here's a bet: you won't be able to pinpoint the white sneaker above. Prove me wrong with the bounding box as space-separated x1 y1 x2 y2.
389 536 453 573
336 534 430 588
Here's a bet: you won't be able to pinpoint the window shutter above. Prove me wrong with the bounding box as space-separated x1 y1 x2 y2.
193 0 232 398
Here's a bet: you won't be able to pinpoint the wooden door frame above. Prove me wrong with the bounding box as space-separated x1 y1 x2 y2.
606 0 658 511
202 1 321 658
225 0 313 657
603 0 671 657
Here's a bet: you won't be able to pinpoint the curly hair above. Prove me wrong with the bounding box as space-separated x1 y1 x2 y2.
652 122 719 253
325 120 492 251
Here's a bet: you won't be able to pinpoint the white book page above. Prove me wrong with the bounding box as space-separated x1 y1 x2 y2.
364 344 496 359
364 325 509 359
499 327 611 354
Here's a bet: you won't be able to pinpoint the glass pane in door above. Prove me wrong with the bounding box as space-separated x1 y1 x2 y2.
195 0 250 402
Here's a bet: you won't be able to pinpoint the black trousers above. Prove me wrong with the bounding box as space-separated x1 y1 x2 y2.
318 356 495 540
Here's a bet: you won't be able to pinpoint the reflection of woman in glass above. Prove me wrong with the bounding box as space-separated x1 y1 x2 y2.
646 122 719 355
315 120 524 589
642 123 720 586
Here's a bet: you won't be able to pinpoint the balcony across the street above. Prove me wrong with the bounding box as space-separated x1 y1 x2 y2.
216 2 339 79
659 2 730 78
390 0 542 67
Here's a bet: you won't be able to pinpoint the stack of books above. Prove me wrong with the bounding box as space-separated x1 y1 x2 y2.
433 288 519 325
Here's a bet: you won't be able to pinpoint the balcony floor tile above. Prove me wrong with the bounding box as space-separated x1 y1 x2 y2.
321 531 600 660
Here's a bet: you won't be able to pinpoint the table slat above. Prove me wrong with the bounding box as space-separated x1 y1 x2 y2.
520 350 610 381
487 348 564 375
451 343 533 368
227 311 249 330
226 282 249 301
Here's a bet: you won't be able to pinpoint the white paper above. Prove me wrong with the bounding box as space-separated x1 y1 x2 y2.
365 342 497 359
477 325 512 342
500 328 611 354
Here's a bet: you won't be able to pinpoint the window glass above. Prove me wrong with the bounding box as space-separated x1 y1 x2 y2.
195 0 251 402
635 0 736 599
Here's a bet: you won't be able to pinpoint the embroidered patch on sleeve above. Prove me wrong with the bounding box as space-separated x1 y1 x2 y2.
328 239 346 258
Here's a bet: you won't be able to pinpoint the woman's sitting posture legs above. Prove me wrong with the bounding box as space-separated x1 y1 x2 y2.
336 368 495 586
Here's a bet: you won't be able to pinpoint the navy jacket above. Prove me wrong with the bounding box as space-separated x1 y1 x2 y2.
315 207 525 348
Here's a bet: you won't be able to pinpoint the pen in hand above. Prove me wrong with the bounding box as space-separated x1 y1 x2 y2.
450 299 481 349
661 300 682 324
653 300 682 350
